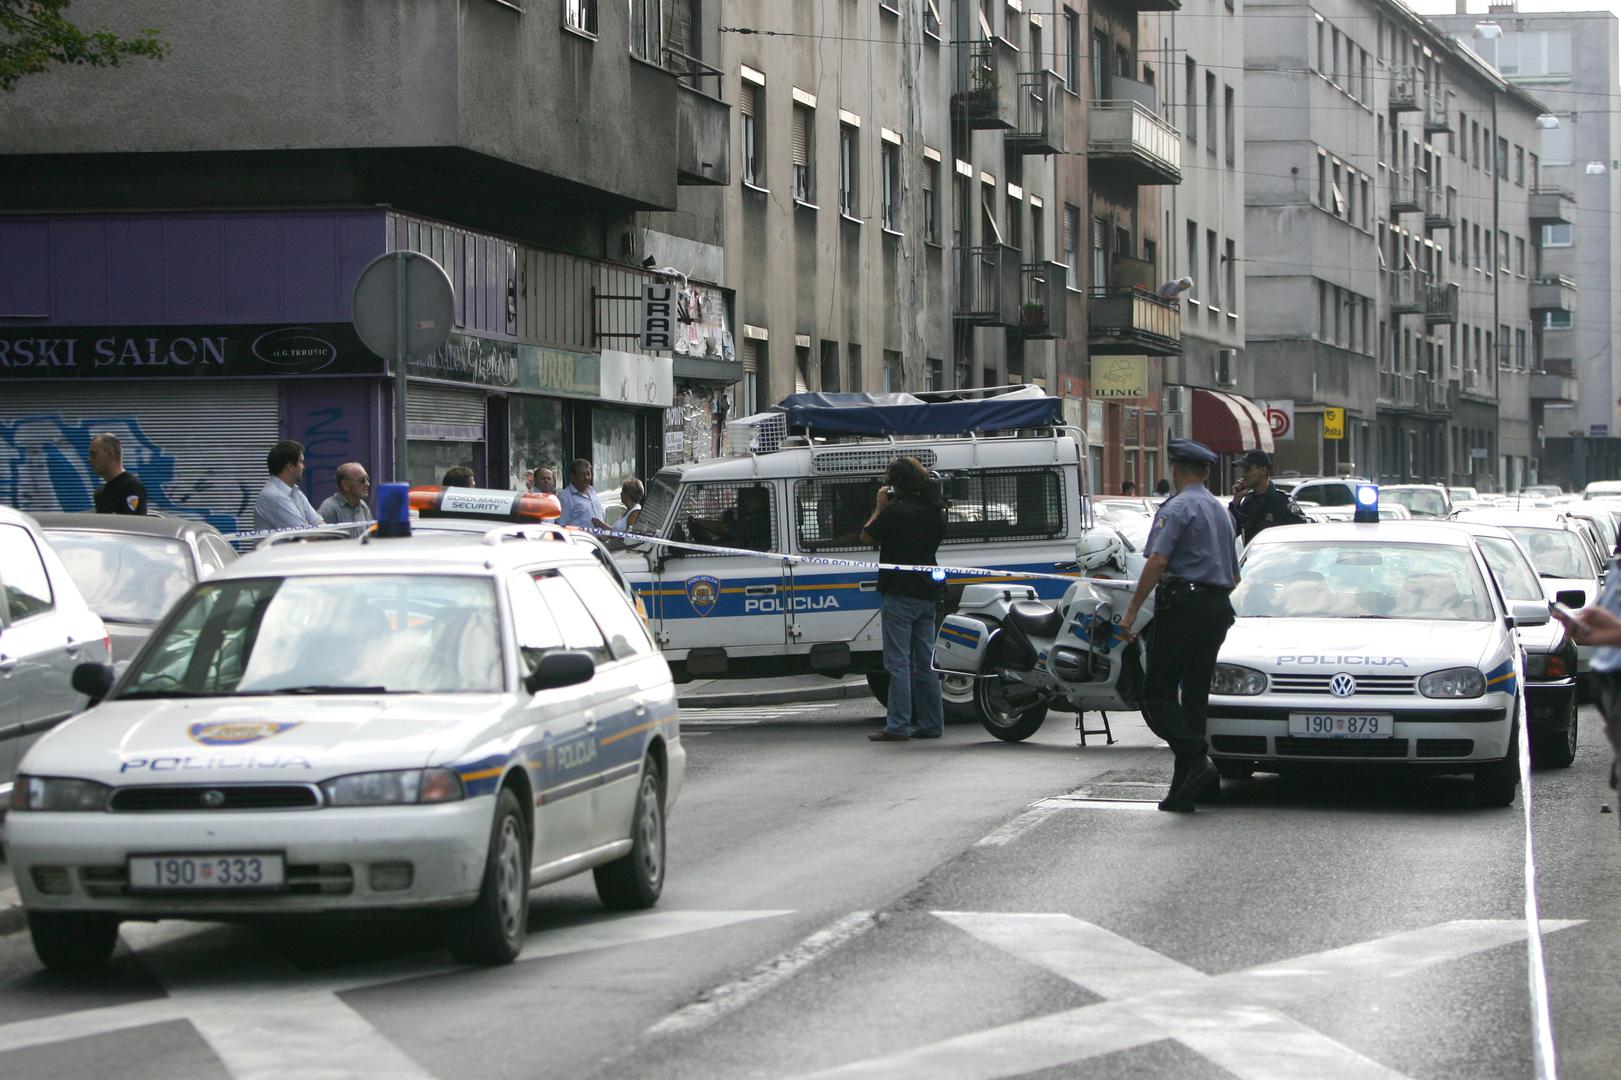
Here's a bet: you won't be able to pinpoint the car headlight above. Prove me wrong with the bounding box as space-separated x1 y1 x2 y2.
1417 667 1487 699
320 768 465 807
8 776 111 812
1210 664 1267 696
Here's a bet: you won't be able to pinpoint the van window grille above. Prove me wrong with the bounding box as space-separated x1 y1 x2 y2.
667 483 777 556
794 467 1065 552
811 447 938 476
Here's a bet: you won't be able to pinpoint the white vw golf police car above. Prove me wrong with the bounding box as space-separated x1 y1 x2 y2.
1206 522 1546 807
6 517 683 971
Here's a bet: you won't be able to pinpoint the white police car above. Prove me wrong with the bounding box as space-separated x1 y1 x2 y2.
1205 522 1546 807
5 513 683 971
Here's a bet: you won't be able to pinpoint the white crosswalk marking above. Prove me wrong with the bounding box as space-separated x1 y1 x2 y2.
0 909 792 1073
681 703 849 726
792 913 1583 1079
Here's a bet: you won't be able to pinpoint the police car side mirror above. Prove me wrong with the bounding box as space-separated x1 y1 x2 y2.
1510 601 1551 628
72 661 116 706
525 650 596 694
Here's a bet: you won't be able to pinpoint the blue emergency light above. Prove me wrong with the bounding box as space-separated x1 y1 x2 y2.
375 482 412 538
930 568 947 582
1353 483 1380 524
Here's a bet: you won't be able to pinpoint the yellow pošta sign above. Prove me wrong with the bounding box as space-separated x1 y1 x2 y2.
1323 406 1346 440
1090 355 1147 400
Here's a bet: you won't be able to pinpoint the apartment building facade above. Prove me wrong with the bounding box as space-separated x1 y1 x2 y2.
1433 7 1620 491
1245 0 1545 489
0 0 738 530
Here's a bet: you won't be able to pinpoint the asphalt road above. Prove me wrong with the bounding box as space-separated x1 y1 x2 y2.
1 698 1617 1080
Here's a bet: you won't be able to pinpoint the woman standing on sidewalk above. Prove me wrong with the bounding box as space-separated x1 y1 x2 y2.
861 457 946 742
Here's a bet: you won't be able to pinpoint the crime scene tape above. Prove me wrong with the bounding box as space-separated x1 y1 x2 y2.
219 520 1137 589
1512 649 1561 1080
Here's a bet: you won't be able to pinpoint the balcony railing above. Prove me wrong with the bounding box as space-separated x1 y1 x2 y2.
1539 329 1576 365
1007 70 1066 156
1423 89 1453 134
1529 274 1577 314
1388 268 1427 314
1018 261 1069 339
1425 280 1459 326
1087 287 1182 356
1422 186 1455 230
953 40 1016 130
1529 188 1575 226
1390 170 1421 215
953 244 1021 325
1087 100 1181 186
1530 369 1579 404
1390 66 1420 112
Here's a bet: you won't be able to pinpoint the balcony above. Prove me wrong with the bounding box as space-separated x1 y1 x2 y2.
1390 66 1421 112
1425 280 1459 326
1087 100 1182 186
1423 89 1453 134
953 41 1017 130
1006 70 1066 156
1388 268 1427 314
1529 188 1575 226
1422 186 1455 231
1389 170 1421 215
1017 261 1069 339
1540 330 1577 366
1088 287 1182 356
671 52 731 187
1379 369 1419 409
953 244 1021 325
1529 274 1577 314
1531 370 1579 404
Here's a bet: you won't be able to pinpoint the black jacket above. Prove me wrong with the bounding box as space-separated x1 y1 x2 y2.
1229 483 1305 544
867 493 946 599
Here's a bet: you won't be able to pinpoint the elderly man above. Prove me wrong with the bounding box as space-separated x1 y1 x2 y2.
253 439 323 531
534 465 558 495
318 462 373 526
559 458 608 530
87 432 147 515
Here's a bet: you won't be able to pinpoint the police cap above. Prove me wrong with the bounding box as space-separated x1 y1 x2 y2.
1238 449 1273 470
1167 438 1219 466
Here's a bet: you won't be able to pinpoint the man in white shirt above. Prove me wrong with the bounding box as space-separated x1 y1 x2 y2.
253 439 324 531
559 458 608 530
317 462 373 525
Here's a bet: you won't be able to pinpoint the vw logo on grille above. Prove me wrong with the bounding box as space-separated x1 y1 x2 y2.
1329 673 1357 698
200 789 227 808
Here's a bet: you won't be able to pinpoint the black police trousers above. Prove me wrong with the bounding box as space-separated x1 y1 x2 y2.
1141 589 1235 769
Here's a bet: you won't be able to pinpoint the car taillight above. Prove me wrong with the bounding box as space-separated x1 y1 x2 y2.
103 635 112 659
1547 654 1570 679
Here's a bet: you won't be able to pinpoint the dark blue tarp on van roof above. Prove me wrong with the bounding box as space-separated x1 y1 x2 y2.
777 392 1062 436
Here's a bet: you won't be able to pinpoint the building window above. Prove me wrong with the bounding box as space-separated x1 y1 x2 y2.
1514 145 1525 186
880 141 901 232
1186 221 1198 301
1031 202 1045 263
847 343 862 392
1207 228 1219 309
1515 236 1526 275
884 349 902 392
1224 238 1236 315
1542 223 1572 247
1092 31 1108 100
1529 151 1540 187
791 104 814 202
628 0 660 63
1006 193 1022 250
795 343 812 393
923 0 942 39
1360 175 1370 229
927 356 943 391
1205 71 1217 148
923 157 940 244
1223 85 1235 166
1184 58 1197 142
953 171 969 250
1092 217 1108 291
1515 328 1527 369
1543 310 1573 331
740 79 763 188
1316 150 1328 207
820 339 840 391
1064 9 1079 89
564 0 597 36
839 123 859 218
1063 205 1079 289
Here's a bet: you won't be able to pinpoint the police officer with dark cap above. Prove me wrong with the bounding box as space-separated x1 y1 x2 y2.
1118 438 1239 812
1229 449 1307 545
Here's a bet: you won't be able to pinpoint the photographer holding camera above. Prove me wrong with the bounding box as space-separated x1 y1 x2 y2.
862 456 946 742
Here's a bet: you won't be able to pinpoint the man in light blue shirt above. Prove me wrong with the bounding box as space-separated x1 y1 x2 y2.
317 462 373 526
253 439 323 532
559 458 608 530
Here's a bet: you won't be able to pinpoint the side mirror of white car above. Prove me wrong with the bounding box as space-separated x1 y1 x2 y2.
72 661 116 706
1510 601 1551 628
524 649 596 695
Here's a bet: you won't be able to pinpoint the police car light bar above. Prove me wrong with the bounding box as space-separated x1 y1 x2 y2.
408 487 562 522
1353 483 1380 524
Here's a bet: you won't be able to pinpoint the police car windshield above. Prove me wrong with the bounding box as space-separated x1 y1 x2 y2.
1384 489 1446 517
120 575 504 698
45 530 193 624
1504 527 1594 580
1232 542 1493 621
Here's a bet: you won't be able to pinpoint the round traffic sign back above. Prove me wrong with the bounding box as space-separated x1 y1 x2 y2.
351 251 455 361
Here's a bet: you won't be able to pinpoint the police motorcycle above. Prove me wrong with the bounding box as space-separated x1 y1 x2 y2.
934 523 1152 742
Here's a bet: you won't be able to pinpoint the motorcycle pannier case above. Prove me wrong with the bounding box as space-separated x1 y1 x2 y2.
934 615 993 674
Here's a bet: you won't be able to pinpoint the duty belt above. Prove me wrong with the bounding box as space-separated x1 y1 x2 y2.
1158 578 1232 595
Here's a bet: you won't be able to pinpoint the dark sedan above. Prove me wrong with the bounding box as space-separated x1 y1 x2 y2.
32 513 237 661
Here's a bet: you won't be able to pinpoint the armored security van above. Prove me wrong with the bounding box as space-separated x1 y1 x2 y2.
613 386 1106 710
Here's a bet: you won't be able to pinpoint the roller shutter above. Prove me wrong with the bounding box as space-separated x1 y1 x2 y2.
406 383 486 436
0 382 279 532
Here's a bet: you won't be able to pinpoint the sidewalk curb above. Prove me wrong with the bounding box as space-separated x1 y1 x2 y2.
0 888 23 938
678 679 872 709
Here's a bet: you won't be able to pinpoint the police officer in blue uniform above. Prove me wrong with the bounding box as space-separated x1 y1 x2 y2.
1119 438 1239 812
1229 449 1307 545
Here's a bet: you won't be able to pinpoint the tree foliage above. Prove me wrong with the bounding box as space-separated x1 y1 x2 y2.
0 0 166 92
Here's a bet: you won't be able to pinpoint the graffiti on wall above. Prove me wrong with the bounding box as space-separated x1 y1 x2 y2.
0 414 252 532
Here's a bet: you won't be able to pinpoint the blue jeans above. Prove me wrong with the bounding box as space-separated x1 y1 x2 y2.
882 593 944 736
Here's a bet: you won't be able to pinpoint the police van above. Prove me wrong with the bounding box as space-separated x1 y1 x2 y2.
613 387 1099 707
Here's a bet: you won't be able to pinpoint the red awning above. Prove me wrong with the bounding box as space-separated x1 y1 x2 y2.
1190 388 1275 454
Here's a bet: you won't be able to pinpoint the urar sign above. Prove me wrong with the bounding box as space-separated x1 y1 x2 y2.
641 284 676 351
